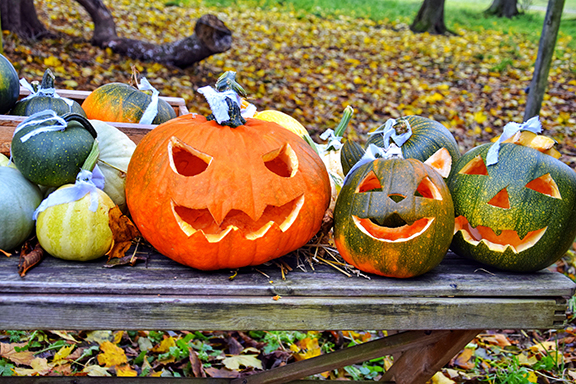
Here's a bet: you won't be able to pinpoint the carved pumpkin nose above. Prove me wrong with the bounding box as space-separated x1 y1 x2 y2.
389 194 406 203
487 187 510 209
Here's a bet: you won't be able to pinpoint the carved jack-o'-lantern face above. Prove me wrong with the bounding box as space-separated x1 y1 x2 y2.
334 156 454 278
126 114 331 270
448 143 576 272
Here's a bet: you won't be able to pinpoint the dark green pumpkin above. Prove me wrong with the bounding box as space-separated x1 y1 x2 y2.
81 82 176 124
447 142 576 272
342 115 460 173
11 69 86 117
334 157 454 278
11 113 97 187
0 54 20 114
340 140 365 176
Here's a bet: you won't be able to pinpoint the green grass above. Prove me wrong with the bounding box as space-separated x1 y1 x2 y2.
191 0 576 48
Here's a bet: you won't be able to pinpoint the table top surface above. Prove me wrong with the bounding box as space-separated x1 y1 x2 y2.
1 246 574 299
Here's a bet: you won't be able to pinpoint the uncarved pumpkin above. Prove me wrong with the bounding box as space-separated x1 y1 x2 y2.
0 53 19 114
125 112 331 270
82 82 176 124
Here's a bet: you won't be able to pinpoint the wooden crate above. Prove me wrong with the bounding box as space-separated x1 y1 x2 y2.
0 87 189 157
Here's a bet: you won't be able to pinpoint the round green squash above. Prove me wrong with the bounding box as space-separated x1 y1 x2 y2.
334 157 454 278
340 140 365 176
81 82 176 124
347 115 460 170
11 69 86 117
0 167 43 251
0 54 20 114
11 113 97 187
447 142 576 272
90 119 136 211
36 184 115 261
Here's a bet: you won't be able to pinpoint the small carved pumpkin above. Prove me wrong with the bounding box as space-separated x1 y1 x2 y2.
125 102 331 270
448 142 576 272
334 149 454 278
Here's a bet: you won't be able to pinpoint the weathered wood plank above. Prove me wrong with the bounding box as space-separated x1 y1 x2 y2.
229 331 449 384
0 294 565 330
0 250 573 299
381 330 480 384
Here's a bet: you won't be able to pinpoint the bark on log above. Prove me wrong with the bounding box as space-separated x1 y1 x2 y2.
76 0 232 68
99 14 231 68
0 0 232 68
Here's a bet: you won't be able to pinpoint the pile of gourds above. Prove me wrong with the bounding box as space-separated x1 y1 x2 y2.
2 55 576 278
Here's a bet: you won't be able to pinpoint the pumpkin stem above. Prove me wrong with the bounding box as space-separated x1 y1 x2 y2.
206 97 246 128
40 68 55 90
63 113 98 139
393 118 410 136
334 106 355 139
215 71 247 97
81 140 100 172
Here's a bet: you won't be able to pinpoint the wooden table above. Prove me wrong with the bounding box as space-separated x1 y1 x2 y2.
0 249 574 384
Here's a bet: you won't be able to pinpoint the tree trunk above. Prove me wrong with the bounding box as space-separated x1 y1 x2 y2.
410 0 452 35
485 0 520 18
524 0 566 120
0 0 232 68
0 0 51 39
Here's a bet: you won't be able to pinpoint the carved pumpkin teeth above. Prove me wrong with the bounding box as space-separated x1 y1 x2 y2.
353 216 434 242
171 195 305 242
454 216 546 253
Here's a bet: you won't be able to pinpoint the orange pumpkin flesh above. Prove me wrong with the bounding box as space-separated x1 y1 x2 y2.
126 113 330 270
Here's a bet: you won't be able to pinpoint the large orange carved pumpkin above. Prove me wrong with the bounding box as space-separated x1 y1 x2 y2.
125 105 331 270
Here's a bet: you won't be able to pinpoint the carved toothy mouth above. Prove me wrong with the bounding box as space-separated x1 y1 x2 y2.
353 216 434 242
454 216 546 253
171 195 305 242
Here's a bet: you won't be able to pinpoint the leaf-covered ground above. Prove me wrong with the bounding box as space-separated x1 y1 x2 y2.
2 0 576 382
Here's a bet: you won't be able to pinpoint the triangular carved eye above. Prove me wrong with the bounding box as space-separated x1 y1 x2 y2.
459 155 488 176
357 171 382 193
415 176 442 200
169 137 212 177
526 173 561 199
488 187 510 209
263 143 298 178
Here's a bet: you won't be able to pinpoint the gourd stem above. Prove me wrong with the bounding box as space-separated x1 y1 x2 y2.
334 106 354 138
40 68 55 90
303 134 320 154
63 113 98 139
81 140 100 172
215 71 247 97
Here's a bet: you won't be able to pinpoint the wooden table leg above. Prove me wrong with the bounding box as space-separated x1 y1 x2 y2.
231 330 451 384
380 329 481 384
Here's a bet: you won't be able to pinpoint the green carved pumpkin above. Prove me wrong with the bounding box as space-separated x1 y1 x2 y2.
448 142 576 272
334 154 454 278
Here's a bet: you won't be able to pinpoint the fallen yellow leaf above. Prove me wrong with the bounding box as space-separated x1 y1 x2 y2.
97 341 128 367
